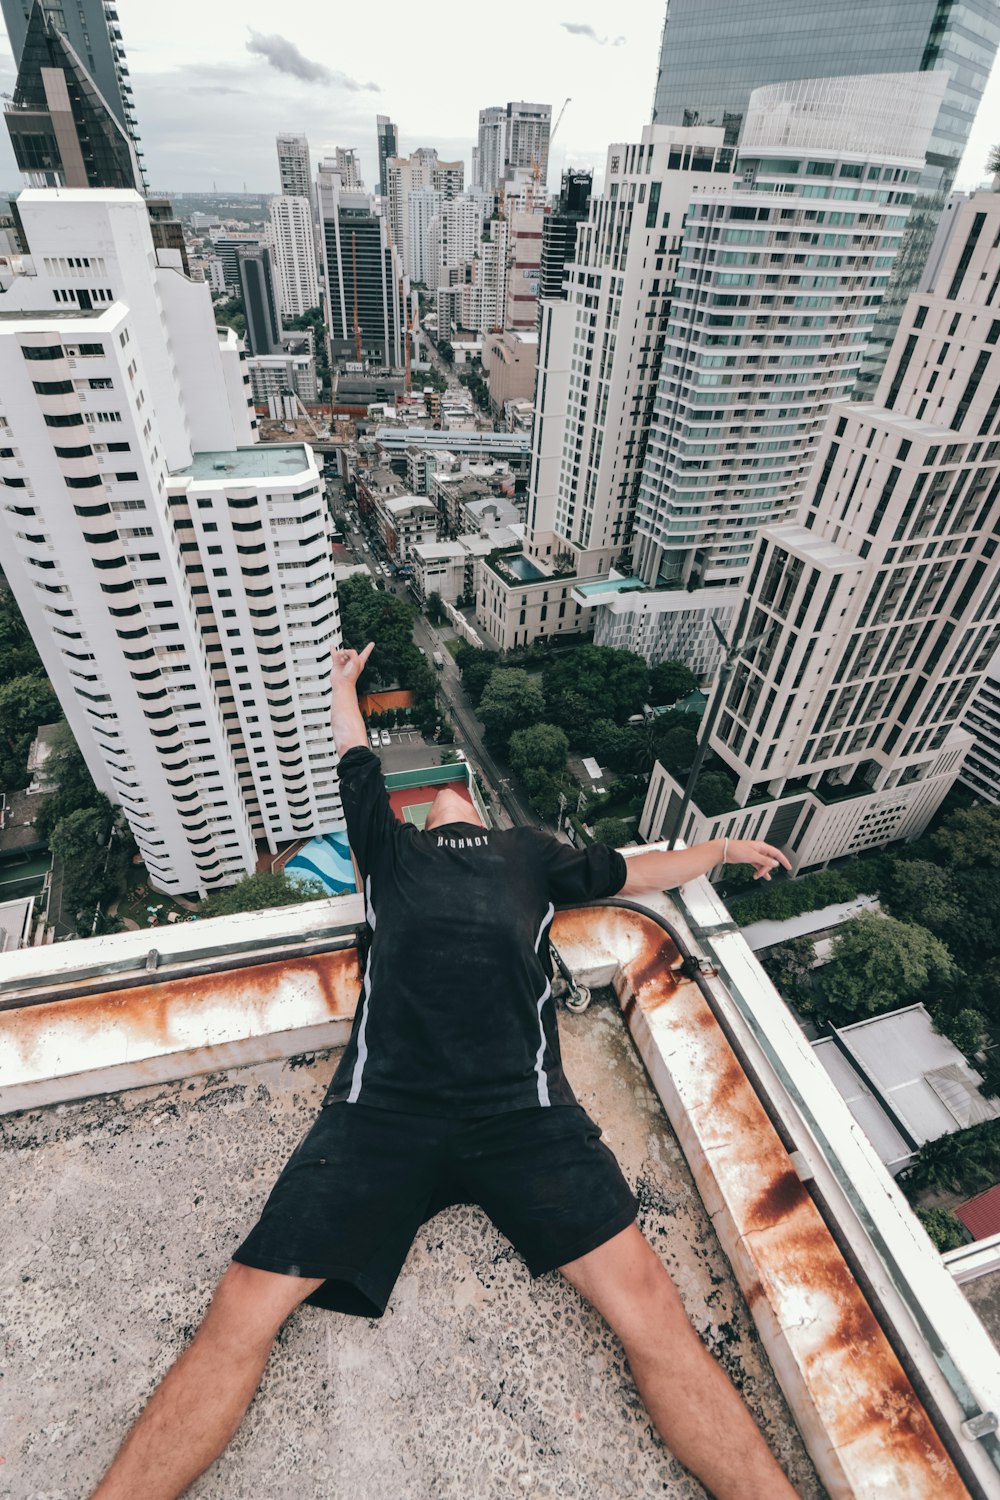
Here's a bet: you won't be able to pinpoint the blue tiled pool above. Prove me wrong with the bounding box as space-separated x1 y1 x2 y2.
506 554 546 581
286 831 356 895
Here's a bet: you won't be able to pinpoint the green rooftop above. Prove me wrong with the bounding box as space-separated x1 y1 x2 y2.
176 446 313 482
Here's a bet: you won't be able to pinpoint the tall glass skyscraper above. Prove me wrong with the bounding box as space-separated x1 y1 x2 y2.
650 0 1000 394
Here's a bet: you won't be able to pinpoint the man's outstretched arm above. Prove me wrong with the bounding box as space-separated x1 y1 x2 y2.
330 642 374 753
619 837 790 897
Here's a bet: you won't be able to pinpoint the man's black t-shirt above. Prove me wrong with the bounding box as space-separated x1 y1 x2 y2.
325 746 628 1116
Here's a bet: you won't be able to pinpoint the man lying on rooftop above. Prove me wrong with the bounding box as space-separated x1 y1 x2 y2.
90 642 795 1500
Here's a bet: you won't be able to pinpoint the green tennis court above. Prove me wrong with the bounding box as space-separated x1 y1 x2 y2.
402 801 434 829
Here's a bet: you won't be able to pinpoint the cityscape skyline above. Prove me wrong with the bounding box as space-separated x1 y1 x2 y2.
0 1 998 197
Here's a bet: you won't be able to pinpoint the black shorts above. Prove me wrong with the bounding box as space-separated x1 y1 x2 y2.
232 1102 638 1318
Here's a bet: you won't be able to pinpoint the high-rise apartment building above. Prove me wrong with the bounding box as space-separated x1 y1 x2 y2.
649 0 1000 398
633 74 942 595
430 189 488 290
477 125 737 651
504 209 544 331
476 106 507 193
276 133 312 200
407 186 442 287
376 115 398 198
3 0 143 191
640 190 1000 872
237 245 282 357
2 0 143 173
385 149 464 281
594 73 943 675
960 653 1000 804
319 163 407 367
0 189 342 896
539 171 592 300
268 195 319 318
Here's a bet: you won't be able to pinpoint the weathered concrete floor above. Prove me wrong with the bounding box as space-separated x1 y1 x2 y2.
0 992 825 1498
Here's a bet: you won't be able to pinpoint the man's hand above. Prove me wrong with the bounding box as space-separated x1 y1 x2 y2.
726 839 791 882
331 642 374 689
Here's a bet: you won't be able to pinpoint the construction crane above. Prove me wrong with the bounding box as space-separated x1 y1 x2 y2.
351 231 361 363
528 97 571 211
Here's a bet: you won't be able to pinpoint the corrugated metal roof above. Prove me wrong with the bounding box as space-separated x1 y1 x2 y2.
955 1184 1000 1242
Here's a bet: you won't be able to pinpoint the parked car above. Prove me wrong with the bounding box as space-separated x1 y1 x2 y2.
369 730 380 750
379 729 391 747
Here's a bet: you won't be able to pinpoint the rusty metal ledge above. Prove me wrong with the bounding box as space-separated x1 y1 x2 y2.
551 903 975 1500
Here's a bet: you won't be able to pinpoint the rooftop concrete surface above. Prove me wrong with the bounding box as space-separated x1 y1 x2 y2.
0 992 824 1500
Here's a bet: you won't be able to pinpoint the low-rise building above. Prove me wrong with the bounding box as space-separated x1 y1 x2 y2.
411 525 519 605
375 494 438 562
478 550 591 651
246 352 318 405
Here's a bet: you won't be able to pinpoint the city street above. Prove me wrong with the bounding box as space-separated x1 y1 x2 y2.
328 492 542 829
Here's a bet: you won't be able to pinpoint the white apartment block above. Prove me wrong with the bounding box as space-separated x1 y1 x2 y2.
960 651 1000 804
268 195 319 319
430 190 488 289
407 187 442 287
246 353 318 405
462 216 508 334
526 126 737 580
641 190 1000 872
276 133 312 201
0 190 342 898
633 73 945 596
476 107 507 192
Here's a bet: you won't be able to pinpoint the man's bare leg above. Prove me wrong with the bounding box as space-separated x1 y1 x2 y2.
89 1262 323 1500
561 1224 799 1500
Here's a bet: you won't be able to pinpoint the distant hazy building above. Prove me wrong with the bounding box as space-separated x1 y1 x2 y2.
333 148 363 191
476 101 552 193
376 114 398 197
319 163 407 367
649 0 1000 398
504 209 544 331
386 149 464 281
214 233 265 291
641 189 1000 872
430 189 489 289
475 106 507 193
268 195 319 318
539 170 591 300
276 133 312 202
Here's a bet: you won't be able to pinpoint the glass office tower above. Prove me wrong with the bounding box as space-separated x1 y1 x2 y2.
650 0 1000 394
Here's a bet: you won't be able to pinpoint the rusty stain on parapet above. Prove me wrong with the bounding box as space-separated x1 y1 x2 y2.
551 905 971 1500
0 947 361 1105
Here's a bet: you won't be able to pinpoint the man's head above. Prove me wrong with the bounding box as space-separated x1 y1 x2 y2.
424 787 484 831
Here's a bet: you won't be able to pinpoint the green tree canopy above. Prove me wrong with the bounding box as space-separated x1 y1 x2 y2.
0 674 61 789
518 766 575 818
880 859 964 939
655 723 699 777
692 769 738 816
338 574 419 691
454 640 499 704
648 660 697 707
591 816 633 848
815 912 955 1022
916 1207 968 1252
508 721 569 780
426 591 447 625
542 645 648 742
477 669 545 750
200 870 326 919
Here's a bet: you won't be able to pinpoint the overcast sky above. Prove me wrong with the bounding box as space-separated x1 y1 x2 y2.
1 0 998 197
